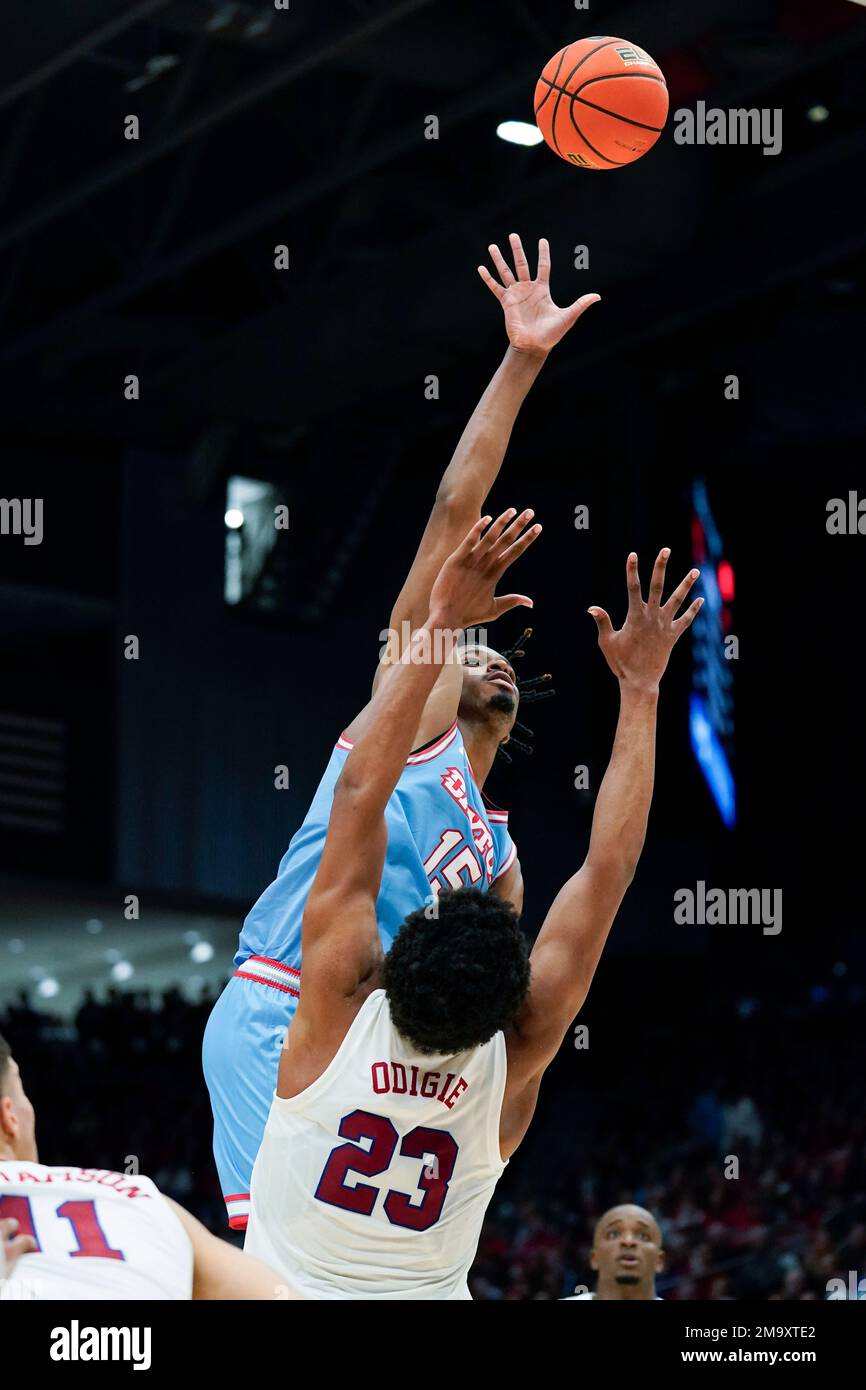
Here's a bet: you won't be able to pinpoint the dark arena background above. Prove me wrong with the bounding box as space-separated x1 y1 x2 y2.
1 0 865 1334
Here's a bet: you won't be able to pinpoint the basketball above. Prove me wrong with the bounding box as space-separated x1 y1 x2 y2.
534 36 669 170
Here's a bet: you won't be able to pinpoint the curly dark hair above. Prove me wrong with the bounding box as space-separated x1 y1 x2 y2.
382 888 530 1054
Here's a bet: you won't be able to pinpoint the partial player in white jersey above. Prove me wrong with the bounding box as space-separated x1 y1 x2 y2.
562 1205 666 1301
244 514 702 1299
0 1036 299 1300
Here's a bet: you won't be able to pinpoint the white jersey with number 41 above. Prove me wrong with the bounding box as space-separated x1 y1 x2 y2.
0 1162 192 1299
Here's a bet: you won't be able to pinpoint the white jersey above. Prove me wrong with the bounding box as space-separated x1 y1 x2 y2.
245 988 507 1299
0 1163 193 1300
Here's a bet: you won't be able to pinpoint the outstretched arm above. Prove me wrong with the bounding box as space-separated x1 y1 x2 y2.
508 550 703 1087
296 512 541 1044
380 236 598 665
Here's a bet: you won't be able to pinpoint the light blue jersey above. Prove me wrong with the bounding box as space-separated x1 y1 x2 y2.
204 720 516 1227
237 720 516 970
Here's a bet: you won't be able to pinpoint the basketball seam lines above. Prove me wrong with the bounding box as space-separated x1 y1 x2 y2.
567 102 624 166
544 38 622 157
534 46 567 116
576 72 666 90
537 77 667 133
556 87 666 134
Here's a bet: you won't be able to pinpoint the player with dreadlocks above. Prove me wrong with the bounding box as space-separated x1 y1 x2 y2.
203 235 599 1229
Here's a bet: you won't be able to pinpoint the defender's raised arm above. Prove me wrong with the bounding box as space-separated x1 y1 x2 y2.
298 511 541 1012
504 550 702 1113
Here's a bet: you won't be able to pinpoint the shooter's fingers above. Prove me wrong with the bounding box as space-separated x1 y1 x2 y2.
536 237 551 282
488 242 516 287
478 264 505 301
562 293 601 328
509 232 531 281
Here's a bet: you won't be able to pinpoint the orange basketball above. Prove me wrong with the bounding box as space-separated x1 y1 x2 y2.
534 36 669 170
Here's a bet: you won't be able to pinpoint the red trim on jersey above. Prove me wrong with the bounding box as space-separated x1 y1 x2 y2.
337 721 458 765
491 841 518 883
228 1214 249 1230
233 969 299 997
224 1193 250 1202
247 955 300 977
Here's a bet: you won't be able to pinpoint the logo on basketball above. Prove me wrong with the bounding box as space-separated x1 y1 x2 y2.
534 35 669 170
615 46 654 67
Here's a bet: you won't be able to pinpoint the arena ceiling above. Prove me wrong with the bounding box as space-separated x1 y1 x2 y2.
0 0 864 449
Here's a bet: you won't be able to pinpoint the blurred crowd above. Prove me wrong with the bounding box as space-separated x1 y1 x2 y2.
470 985 866 1300
2 984 228 1234
2 977 864 1301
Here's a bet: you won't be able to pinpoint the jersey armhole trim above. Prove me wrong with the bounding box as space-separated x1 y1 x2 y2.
486 1031 510 1172
337 722 458 765
271 989 386 1116
491 841 517 885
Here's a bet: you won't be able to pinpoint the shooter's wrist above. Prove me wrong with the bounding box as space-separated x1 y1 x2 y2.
504 343 549 372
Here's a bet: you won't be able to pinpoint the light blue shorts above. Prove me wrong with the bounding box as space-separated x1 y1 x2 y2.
202 958 300 1228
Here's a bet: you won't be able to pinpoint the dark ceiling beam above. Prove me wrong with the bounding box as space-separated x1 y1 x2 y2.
3 1 864 376
5 1 864 371
0 0 437 256
10 110 861 448
0 60 531 366
0 88 44 208
0 0 174 112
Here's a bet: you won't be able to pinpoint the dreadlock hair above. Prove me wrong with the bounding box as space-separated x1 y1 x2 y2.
495 627 555 764
383 888 530 1054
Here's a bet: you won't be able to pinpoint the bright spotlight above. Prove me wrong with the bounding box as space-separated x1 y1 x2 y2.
224 508 244 529
37 978 60 999
496 120 544 147
191 941 214 964
111 961 134 983
807 104 829 123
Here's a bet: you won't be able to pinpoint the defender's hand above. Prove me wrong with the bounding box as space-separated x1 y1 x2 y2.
429 508 541 632
589 550 703 692
478 234 600 355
